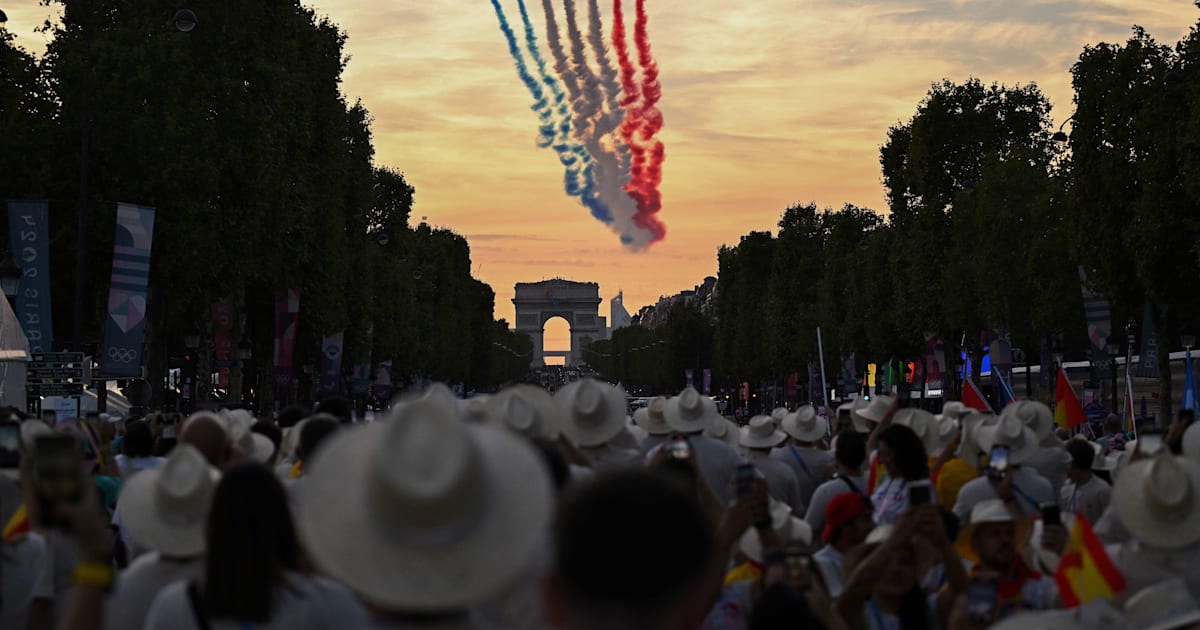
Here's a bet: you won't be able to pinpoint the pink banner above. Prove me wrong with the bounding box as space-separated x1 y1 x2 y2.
273 289 301 387
211 298 234 388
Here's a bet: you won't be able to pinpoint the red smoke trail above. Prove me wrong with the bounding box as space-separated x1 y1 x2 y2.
611 0 641 108
628 0 665 241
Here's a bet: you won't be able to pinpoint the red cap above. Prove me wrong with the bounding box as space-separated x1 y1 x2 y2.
822 492 870 542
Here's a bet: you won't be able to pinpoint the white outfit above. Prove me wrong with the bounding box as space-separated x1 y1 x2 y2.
143 571 367 630
813 544 846 597
1093 503 1132 546
871 475 920 526
747 450 804 514
114 454 166 478
1 533 53 630
1026 442 1072 497
1059 475 1112 525
581 444 644 471
47 529 83 624
769 444 833 508
953 466 1054 524
649 434 745 506
805 473 868 538
1107 539 1200 606
105 552 202 630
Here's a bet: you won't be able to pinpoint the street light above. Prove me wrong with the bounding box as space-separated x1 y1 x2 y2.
173 9 197 33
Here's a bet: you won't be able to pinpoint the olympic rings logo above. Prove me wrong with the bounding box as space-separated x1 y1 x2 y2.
107 348 138 363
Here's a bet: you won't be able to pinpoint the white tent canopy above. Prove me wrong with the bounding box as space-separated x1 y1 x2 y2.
0 298 29 411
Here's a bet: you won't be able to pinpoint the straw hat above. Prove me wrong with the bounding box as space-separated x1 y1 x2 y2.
739 516 813 563
458 396 493 424
958 412 998 468
632 397 671 436
299 392 554 610
846 395 872 432
1113 452 1200 550
115 444 219 558
976 413 1039 465
940 401 969 420
781 406 826 443
223 412 275 464
705 416 741 449
856 395 895 425
664 387 720 434
932 415 958 456
954 499 1034 565
770 407 789 427
556 379 628 448
1124 578 1200 630
1089 441 1118 472
1182 423 1200 461
892 409 940 456
740 416 787 450
487 385 560 440
1002 400 1054 443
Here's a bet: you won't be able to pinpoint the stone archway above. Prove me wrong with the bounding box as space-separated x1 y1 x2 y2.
513 279 605 366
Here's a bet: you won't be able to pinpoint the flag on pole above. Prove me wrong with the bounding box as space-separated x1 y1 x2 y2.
1125 371 1138 437
1184 349 1197 412
1055 514 1126 607
1055 366 1087 429
996 369 1018 408
962 377 994 413
2 504 29 540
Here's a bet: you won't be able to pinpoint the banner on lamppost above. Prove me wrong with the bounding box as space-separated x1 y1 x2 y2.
1135 302 1161 379
841 354 858 395
351 323 373 398
7 201 54 353
1079 266 1114 379
100 204 156 377
319 332 344 394
211 298 234 387
684 369 694 389
272 289 301 387
703 368 712 396
373 360 393 402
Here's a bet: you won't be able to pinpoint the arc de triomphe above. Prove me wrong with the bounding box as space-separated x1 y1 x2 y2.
513 279 606 366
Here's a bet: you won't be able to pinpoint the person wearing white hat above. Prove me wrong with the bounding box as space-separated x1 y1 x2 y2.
769 407 788 427
952 413 1055 523
488 385 561 441
770 405 834 509
106 445 217 630
661 387 744 506
740 416 804 515
704 415 742 453
559 379 642 471
805 432 869 537
953 499 1059 619
1124 578 1200 630
1058 439 1112 525
1016 401 1073 498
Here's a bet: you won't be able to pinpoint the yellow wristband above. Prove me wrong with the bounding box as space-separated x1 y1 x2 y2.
72 562 114 590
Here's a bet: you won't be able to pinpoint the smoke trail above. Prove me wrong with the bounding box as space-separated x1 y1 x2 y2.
628 0 666 241
489 0 554 146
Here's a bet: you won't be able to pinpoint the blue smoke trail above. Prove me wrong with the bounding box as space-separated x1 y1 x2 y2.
490 0 556 148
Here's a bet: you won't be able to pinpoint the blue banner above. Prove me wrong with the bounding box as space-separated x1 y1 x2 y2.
7 201 54 352
318 331 344 394
1183 349 1196 412
101 204 156 377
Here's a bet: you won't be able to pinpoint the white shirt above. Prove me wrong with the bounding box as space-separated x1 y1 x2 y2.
1026 442 1072 497
769 445 834 508
105 552 201 630
805 473 867 538
871 475 915 525
47 529 83 625
143 571 367 630
1107 539 1200 606
648 434 745 506
953 466 1055 524
1060 475 1112 525
115 454 166 478
1093 503 1132 546
747 450 804 515
813 544 846 597
581 444 644 471
1 533 53 630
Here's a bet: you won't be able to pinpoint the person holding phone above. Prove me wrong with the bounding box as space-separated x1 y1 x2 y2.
953 500 1059 620
952 415 1054 525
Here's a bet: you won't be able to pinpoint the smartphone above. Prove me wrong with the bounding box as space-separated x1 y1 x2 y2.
33 435 84 529
671 435 691 460
784 543 813 590
967 578 999 626
987 445 1010 481
908 480 932 507
1040 503 1061 526
162 424 177 439
837 408 852 433
736 462 756 500
0 422 20 469
1138 430 1165 456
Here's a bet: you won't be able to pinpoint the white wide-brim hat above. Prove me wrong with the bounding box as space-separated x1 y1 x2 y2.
555 379 628 448
487 385 560 440
704 416 741 449
932 415 958 456
940 401 969 420
1113 452 1200 550
1124 578 1200 630
954 499 1034 565
892 408 940 456
739 516 813 563
1003 400 1055 444
300 394 554 610
279 418 310 461
664 387 720 434
632 396 671 436
977 413 1040 465
225 417 275 464
1089 441 1117 472
770 407 788 426
116 444 219 558
856 395 895 425
1182 423 1200 461
740 415 787 449
458 396 493 424
781 406 826 443
849 395 871 433
957 412 998 468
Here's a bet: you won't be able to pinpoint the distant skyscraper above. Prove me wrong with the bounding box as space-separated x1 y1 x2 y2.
611 291 633 332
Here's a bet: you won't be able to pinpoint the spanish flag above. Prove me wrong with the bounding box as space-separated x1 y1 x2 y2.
1054 514 1125 606
3 504 30 541
1054 366 1086 429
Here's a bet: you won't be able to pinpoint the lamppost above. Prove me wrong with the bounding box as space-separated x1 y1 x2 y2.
1105 342 1120 414
238 336 253 408
1126 318 1137 426
184 322 200 412
1052 341 1064 396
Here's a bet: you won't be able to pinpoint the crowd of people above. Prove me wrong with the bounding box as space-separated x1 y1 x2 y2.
1 379 1199 629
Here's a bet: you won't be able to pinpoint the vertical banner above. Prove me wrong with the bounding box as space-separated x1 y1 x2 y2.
272 289 301 387
319 332 344 394
924 333 946 390
351 323 373 398
841 354 858 396
702 368 712 396
988 326 1014 400
7 201 54 352
684 369 695 388
373 360 393 403
1079 266 1113 379
101 204 156 377
211 298 234 388
1183 349 1196 412
785 372 798 401
1135 302 1160 379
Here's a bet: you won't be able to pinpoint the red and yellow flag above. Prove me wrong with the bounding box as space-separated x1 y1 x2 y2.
1054 366 1087 429
1054 514 1125 607
3 504 30 541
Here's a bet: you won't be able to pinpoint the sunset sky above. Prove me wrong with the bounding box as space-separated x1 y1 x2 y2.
5 1 1198 353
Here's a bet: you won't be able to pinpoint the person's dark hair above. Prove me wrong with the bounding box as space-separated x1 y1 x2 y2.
530 437 570 492
250 421 283 452
1066 439 1095 471
297 416 341 462
877 424 928 480
123 421 154 458
750 583 824 630
275 406 307 429
314 396 352 423
202 463 299 622
835 431 867 469
555 471 715 625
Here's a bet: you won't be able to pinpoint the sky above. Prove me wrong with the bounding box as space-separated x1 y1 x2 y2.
4 1 1198 353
